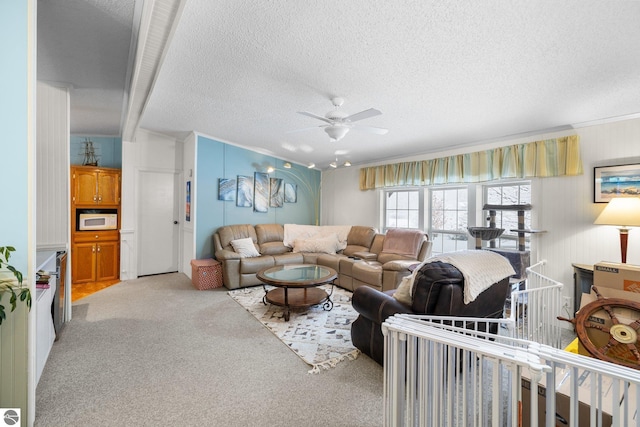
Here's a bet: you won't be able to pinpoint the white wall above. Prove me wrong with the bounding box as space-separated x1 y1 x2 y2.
36 81 70 251
121 129 183 280
182 132 196 278
321 117 640 308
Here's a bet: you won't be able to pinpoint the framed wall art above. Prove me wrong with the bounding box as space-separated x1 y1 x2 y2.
218 178 236 201
236 175 253 207
253 172 269 213
269 178 284 208
594 163 640 202
284 182 297 203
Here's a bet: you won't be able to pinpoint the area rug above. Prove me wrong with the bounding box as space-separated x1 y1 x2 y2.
228 284 360 373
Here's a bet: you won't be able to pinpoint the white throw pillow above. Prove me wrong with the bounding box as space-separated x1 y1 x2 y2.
230 237 260 258
292 234 340 254
393 275 413 306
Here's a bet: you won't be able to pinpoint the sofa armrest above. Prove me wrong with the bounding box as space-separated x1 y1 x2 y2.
382 259 421 272
215 249 241 260
352 286 413 325
352 251 377 260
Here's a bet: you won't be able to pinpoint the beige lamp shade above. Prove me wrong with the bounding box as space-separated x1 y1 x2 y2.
594 197 640 263
594 197 640 227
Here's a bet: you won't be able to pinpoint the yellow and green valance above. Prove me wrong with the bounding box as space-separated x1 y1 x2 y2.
359 135 583 190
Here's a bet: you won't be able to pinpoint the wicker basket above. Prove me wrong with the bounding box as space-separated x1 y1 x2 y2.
190 259 223 290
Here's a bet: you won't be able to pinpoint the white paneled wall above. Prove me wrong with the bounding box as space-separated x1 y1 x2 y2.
121 129 183 279
36 82 70 251
321 117 640 312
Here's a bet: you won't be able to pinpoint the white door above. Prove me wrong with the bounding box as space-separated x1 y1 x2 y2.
138 170 179 276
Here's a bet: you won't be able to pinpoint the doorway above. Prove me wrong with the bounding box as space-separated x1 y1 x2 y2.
138 170 180 276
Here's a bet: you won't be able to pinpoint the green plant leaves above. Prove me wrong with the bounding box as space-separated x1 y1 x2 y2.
0 245 31 326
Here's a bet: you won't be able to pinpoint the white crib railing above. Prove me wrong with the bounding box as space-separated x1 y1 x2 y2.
382 314 640 427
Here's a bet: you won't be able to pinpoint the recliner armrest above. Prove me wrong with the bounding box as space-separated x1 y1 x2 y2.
382 259 421 271
352 251 378 260
352 286 413 324
215 249 241 260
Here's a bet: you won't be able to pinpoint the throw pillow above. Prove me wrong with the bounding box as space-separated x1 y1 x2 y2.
230 237 260 258
292 234 340 254
393 274 413 306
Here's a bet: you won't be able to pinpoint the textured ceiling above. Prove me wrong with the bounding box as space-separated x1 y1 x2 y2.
37 0 137 136
38 1 640 169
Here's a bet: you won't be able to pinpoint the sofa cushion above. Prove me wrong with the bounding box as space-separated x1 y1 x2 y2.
382 228 425 258
255 224 284 245
342 226 377 256
316 253 346 272
240 256 275 274
292 234 340 254
259 241 290 255
273 252 304 265
352 262 383 287
230 237 260 258
218 224 258 250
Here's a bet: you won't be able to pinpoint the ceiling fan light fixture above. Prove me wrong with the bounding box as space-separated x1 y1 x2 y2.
324 125 349 142
267 166 275 173
283 162 292 169
329 161 337 168
307 163 315 169
344 161 351 167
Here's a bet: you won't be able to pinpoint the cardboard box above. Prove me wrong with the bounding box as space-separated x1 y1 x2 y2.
521 373 614 427
521 363 638 427
577 288 640 364
593 262 640 293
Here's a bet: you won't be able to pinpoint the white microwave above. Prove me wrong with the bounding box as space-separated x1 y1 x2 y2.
78 213 118 230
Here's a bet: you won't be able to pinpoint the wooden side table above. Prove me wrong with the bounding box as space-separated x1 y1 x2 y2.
572 263 593 315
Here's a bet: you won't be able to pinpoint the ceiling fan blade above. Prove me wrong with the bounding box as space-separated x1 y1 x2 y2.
297 111 333 124
285 126 324 134
352 125 388 135
344 108 382 123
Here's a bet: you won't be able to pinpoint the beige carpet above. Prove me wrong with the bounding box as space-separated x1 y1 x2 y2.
228 284 360 373
35 273 384 427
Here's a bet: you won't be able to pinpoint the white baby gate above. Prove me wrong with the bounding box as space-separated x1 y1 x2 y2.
508 259 564 348
381 260 640 427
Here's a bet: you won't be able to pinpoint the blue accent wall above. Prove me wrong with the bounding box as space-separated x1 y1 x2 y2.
1 1 29 274
0 0 30 414
70 136 122 168
195 135 321 259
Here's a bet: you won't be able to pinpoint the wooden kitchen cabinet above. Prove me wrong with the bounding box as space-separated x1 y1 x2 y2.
71 166 121 206
71 166 121 285
71 240 119 284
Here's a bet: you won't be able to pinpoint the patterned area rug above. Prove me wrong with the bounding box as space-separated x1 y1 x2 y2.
228 284 360 373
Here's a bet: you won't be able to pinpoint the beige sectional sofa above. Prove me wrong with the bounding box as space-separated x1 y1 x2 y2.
213 223 433 292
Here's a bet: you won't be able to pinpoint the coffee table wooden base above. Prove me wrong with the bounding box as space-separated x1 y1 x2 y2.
263 287 333 321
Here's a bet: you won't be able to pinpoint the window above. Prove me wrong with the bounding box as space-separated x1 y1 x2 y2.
381 181 533 254
429 187 468 254
384 189 421 231
484 182 531 249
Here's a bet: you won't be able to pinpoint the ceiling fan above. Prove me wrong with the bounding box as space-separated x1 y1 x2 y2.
288 97 388 142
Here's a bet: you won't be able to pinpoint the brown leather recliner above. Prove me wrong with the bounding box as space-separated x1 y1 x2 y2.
351 261 511 365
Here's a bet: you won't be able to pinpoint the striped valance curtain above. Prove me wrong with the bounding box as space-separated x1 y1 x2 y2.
359 135 583 190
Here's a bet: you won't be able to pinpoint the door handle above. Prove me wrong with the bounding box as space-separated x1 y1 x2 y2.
173 221 179 224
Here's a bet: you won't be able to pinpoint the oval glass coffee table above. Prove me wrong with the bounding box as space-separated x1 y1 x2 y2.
256 264 338 321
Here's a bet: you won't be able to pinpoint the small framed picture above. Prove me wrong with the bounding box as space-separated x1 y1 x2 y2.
594 163 640 203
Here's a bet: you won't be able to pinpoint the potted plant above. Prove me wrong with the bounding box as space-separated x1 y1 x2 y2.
0 246 32 325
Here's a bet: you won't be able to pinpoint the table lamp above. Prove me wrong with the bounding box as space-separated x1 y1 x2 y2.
594 197 640 263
